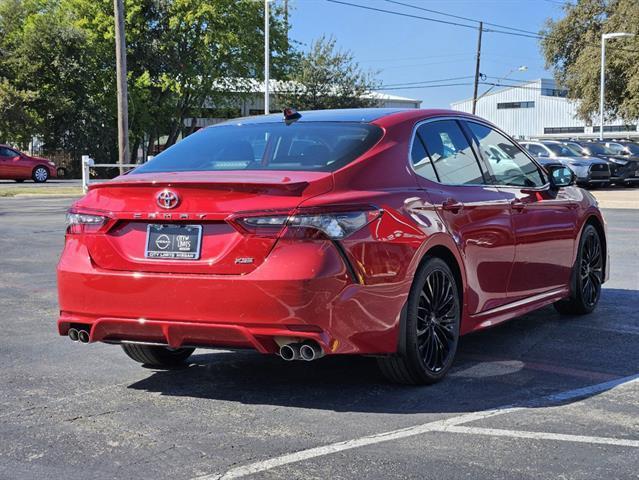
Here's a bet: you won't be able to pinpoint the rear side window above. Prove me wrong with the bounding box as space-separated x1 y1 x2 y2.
410 133 438 182
417 120 485 185
133 122 382 173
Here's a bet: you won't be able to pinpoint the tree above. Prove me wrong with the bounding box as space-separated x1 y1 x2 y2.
0 0 293 166
541 0 639 123
276 36 380 111
66 0 293 158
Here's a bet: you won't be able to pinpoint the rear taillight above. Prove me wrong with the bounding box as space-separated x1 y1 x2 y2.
230 207 381 240
65 211 108 234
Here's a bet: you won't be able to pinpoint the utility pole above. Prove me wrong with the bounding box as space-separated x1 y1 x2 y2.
471 21 483 115
264 0 270 115
114 0 129 172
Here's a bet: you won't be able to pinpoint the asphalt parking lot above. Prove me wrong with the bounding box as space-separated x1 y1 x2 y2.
0 196 638 480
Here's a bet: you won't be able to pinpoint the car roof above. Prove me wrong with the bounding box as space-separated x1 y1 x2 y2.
218 108 411 125
216 108 485 126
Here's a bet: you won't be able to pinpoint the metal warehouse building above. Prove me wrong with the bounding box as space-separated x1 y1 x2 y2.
451 78 638 140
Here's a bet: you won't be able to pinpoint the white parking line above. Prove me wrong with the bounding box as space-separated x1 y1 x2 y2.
437 425 639 448
193 373 639 480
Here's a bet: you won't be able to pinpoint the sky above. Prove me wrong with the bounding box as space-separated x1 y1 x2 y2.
287 0 566 108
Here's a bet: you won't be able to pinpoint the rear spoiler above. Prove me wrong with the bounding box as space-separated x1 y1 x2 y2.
88 179 310 196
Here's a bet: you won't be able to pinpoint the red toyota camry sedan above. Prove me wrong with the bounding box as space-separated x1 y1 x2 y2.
57 109 608 384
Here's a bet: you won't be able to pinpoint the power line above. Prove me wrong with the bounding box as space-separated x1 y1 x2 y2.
325 0 542 39
383 0 542 37
381 75 475 88
326 0 477 31
380 82 474 91
326 0 639 54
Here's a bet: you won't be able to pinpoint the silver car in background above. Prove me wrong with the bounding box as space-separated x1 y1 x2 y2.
520 141 611 188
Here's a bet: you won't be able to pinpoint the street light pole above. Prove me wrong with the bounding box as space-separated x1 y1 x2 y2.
476 65 527 102
264 0 270 115
600 32 635 140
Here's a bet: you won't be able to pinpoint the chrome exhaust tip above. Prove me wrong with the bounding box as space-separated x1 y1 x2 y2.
280 343 300 361
68 328 79 342
78 330 90 344
299 341 324 361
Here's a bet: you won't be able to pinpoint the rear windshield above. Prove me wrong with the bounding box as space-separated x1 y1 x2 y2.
133 122 382 174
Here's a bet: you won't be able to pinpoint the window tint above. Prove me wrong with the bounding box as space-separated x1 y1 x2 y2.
133 122 382 173
605 143 624 155
523 143 547 157
0 148 17 157
417 120 485 185
624 143 639 155
544 143 580 157
467 122 545 187
410 133 438 182
584 143 614 155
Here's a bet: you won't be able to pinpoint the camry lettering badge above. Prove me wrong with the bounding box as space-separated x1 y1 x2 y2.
156 189 179 209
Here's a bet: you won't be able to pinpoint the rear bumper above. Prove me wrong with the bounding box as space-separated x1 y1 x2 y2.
57 238 406 355
577 178 610 186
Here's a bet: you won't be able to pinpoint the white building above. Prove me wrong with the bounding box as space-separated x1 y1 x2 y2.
187 79 422 129
451 78 638 140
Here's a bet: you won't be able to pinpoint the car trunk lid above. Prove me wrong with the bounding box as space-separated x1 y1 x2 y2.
75 171 333 274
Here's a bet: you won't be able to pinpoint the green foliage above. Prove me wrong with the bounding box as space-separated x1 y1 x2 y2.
0 0 292 165
541 0 639 122
0 1 379 167
276 36 380 111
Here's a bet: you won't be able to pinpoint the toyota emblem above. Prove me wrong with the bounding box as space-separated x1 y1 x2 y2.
156 189 179 209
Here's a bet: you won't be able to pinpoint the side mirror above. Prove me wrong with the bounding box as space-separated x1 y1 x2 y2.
538 151 549 158
548 165 575 189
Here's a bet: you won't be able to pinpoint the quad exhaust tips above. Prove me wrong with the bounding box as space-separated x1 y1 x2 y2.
279 341 324 361
68 328 90 344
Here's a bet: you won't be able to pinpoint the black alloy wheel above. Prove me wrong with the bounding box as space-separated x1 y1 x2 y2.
579 228 603 309
416 269 458 373
378 257 461 384
555 224 603 315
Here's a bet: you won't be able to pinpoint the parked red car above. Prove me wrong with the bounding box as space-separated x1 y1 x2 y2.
57 109 608 384
0 145 57 182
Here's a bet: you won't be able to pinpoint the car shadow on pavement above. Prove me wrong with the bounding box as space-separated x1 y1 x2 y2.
127 288 639 414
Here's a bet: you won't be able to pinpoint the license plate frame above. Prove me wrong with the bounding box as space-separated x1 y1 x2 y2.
145 224 202 260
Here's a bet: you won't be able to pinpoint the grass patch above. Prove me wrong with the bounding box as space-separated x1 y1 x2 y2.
0 187 83 197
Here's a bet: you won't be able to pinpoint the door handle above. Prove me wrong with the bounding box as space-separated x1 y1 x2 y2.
442 198 464 213
511 199 526 212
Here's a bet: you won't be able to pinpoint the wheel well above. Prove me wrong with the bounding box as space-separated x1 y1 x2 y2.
421 245 464 307
585 215 607 273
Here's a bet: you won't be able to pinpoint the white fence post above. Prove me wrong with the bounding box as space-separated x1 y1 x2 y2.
81 155 94 193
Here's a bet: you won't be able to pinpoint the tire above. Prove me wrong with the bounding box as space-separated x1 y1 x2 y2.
121 344 194 368
32 166 49 183
378 257 461 385
554 224 603 315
